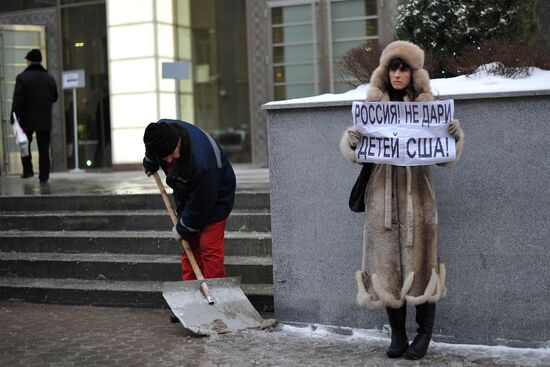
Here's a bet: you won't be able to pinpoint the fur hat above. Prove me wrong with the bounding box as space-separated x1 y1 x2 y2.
143 122 180 159
367 40 433 102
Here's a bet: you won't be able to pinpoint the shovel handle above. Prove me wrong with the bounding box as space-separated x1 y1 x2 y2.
153 172 206 282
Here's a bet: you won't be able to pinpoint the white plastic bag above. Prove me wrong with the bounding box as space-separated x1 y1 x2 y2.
12 113 29 157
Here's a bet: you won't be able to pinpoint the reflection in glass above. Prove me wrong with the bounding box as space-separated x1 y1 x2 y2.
366 19 378 36
188 0 251 163
273 66 285 83
61 3 110 169
366 0 378 15
272 27 283 44
0 0 55 13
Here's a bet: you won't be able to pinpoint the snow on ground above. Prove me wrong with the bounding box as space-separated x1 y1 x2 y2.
282 324 550 362
264 67 550 107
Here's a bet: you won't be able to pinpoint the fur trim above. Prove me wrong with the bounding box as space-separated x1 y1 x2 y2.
439 263 447 299
339 129 358 163
356 271 415 310
366 66 388 102
405 266 447 305
412 69 433 100
379 41 425 71
355 271 384 308
371 273 404 309
367 50 433 103
437 120 465 167
405 268 438 305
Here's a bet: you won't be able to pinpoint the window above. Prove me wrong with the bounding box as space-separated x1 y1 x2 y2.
270 1 320 100
330 0 378 93
269 0 379 100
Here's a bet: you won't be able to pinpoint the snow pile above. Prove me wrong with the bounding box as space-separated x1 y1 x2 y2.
265 67 550 107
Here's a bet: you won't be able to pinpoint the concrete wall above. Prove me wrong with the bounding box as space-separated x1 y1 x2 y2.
265 91 550 348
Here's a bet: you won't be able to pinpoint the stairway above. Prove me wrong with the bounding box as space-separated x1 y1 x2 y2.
0 191 273 311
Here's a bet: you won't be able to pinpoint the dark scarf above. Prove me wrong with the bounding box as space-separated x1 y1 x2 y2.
388 87 408 102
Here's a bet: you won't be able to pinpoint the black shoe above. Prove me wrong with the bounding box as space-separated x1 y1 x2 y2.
170 313 180 323
21 172 34 179
39 179 48 185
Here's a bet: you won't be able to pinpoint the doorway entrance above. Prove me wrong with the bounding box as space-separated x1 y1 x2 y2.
0 24 46 175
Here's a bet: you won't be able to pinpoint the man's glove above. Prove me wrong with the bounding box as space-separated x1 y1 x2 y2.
172 225 183 242
142 156 159 177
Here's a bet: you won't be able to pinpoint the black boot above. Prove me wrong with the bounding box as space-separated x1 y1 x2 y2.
385 305 408 358
406 302 436 360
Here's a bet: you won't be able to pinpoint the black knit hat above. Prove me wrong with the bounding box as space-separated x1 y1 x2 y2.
143 122 180 159
25 49 42 63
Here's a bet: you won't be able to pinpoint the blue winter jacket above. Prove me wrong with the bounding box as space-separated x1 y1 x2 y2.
157 119 236 240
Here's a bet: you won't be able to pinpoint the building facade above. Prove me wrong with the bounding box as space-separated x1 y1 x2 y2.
0 0 397 173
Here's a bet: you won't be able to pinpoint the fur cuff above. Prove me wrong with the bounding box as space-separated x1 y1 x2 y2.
339 129 358 163
438 121 465 167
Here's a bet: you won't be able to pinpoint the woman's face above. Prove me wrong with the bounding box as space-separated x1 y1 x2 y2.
389 68 412 90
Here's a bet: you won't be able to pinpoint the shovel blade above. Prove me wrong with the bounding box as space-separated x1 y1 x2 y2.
162 277 263 335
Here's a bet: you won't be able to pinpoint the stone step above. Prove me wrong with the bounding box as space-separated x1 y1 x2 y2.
0 277 273 311
0 209 271 232
0 230 272 257
0 191 270 212
0 252 273 284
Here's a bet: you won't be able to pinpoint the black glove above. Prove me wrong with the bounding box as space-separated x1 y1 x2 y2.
142 156 159 177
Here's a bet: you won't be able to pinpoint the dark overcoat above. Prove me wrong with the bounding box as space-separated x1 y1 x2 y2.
11 63 58 131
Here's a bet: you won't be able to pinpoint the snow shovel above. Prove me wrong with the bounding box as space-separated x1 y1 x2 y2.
153 172 263 335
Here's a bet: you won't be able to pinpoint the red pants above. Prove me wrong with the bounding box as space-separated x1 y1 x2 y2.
181 219 227 280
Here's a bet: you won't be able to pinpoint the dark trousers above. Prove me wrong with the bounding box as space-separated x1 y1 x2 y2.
22 129 50 182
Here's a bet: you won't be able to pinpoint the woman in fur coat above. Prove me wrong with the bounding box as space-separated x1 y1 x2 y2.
339 40 464 360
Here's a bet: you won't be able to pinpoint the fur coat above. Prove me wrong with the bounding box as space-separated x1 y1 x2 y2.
340 41 465 309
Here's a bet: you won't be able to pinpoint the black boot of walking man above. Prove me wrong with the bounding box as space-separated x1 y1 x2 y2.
385 305 408 358
406 302 436 360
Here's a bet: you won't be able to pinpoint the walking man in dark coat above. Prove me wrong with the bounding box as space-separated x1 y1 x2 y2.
10 49 58 183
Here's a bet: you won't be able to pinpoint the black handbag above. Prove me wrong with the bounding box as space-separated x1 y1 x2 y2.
348 163 373 212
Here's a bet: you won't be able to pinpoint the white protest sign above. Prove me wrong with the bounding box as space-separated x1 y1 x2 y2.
352 100 456 166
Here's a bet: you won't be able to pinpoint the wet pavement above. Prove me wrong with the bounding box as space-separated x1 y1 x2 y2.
0 164 269 196
2 169 550 366
1 301 549 367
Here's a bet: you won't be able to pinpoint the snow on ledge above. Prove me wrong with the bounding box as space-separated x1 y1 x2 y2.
263 67 550 110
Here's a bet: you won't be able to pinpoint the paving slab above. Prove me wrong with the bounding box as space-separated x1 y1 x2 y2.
1 301 549 367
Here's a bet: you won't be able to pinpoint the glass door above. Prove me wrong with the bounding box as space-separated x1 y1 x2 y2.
0 24 46 175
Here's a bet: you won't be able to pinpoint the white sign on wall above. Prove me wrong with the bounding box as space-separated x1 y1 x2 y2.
352 100 456 166
62 69 86 89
